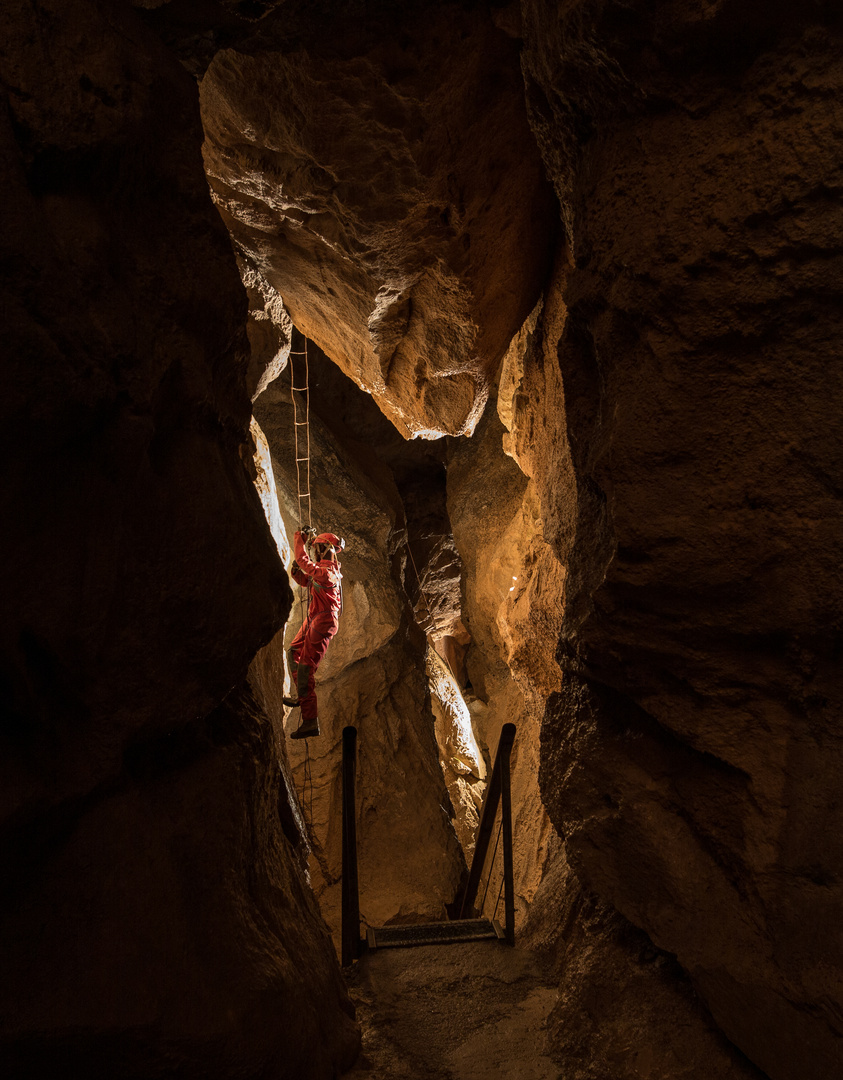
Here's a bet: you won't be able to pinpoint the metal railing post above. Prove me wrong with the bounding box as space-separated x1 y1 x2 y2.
456 723 516 935
499 733 515 945
341 726 360 965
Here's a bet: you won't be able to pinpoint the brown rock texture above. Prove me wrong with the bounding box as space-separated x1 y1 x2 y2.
0 1 357 1075
200 1 557 437
516 2 843 1077
447 396 563 926
344 939 561 1079
427 645 486 861
521 846 765 1080
241 256 293 402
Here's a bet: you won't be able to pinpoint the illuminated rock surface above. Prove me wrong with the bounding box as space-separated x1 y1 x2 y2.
518 5 843 1079
447 390 563 929
200 2 556 438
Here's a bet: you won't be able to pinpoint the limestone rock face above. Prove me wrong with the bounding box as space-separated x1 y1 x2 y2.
200 2 557 437
521 847 765 1080
6 1 842 1077
447 401 563 927
240 256 293 402
517 3 843 1077
3 686 358 1079
253 375 465 937
250 416 290 562
404 472 465 645
0 2 357 1075
427 646 486 861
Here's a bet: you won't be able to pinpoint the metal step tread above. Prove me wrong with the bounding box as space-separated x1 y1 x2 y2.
367 918 505 949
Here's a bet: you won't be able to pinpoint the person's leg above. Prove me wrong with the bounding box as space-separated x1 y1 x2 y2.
283 622 307 707
289 617 337 736
296 662 317 721
288 621 306 679
290 659 319 739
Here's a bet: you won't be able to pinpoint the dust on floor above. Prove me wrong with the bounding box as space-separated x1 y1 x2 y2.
342 940 562 1079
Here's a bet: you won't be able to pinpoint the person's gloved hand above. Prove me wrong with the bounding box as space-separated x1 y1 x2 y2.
291 560 300 574
300 525 317 542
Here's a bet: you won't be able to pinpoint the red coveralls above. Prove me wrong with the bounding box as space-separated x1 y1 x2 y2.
289 531 342 722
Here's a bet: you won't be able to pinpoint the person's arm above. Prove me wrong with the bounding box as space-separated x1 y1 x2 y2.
290 559 309 587
294 531 339 589
294 531 318 576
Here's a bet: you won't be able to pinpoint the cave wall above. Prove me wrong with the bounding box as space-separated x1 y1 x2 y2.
192 2 843 1075
0 1 357 1075
516 2 843 1078
521 841 765 1080
447 391 563 926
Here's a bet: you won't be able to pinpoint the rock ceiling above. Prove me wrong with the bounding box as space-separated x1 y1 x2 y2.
199 2 557 437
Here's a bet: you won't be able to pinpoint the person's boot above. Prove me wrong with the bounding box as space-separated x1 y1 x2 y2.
290 715 320 739
282 696 300 707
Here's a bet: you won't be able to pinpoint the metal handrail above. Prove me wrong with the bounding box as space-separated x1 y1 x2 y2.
456 723 516 944
341 722 517 960
341 726 360 965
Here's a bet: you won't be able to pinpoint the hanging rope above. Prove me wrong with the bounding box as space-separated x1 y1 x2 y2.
289 336 316 834
289 335 313 666
289 337 313 530
299 740 314 831
406 540 440 637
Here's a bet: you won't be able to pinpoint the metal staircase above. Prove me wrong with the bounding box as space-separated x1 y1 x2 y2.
341 723 517 964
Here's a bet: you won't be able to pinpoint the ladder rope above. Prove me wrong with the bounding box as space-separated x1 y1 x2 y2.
289 335 314 756
406 541 445 640
300 740 314 831
290 336 313 531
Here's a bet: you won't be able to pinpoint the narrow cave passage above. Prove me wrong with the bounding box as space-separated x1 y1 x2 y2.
191 0 566 1003
193 0 843 1067
247 336 553 946
3 2 841 1080
245 326 566 1077
192 3 843 1078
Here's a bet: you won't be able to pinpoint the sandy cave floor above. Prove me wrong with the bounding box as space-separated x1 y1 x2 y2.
341 940 562 1079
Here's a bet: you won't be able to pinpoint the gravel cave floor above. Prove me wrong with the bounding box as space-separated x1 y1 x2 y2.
341 940 562 1079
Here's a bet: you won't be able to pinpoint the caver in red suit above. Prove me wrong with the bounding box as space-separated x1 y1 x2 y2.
285 528 343 739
